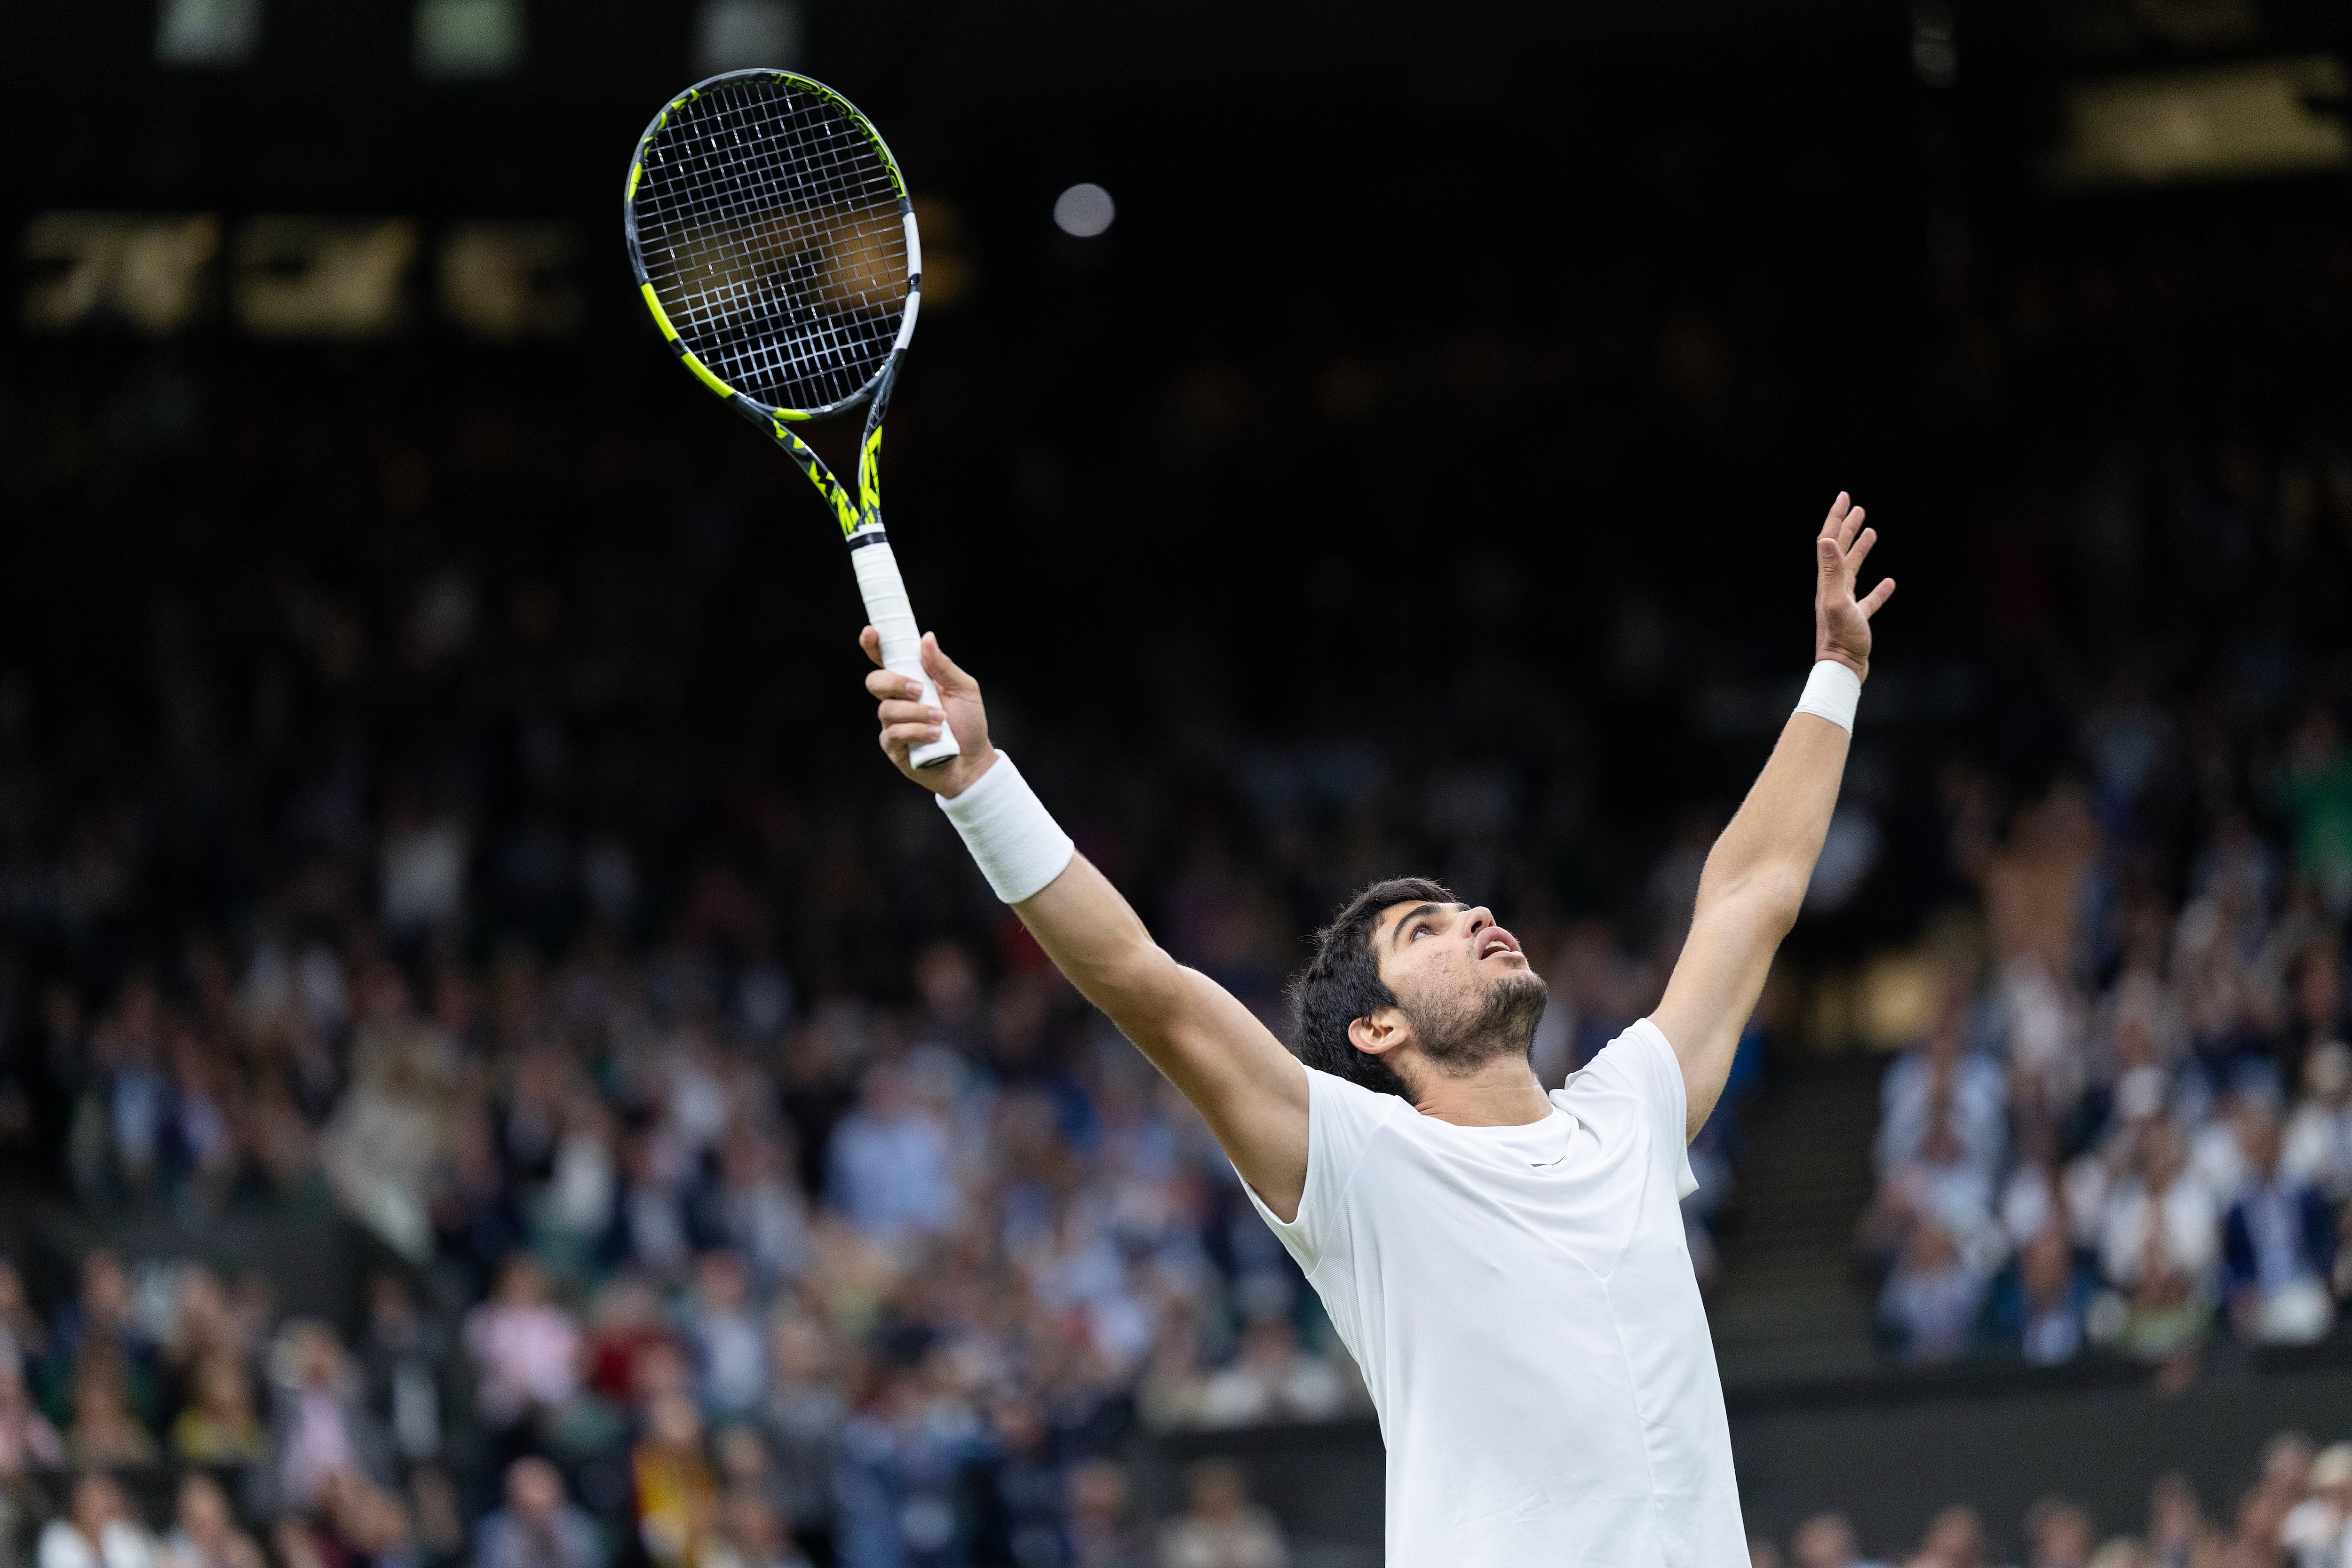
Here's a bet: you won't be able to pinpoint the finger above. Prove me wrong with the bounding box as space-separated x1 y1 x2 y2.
859 626 883 668
1820 492 1851 538
1859 578 1897 618
1817 533 1850 585
867 667 929 703
876 699 944 728
920 632 975 696
1845 526 1879 573
881 720 945 749
1836 503 1866 554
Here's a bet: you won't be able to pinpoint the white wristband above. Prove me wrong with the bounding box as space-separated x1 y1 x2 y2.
1794 659 1862 733
936 751 1075 904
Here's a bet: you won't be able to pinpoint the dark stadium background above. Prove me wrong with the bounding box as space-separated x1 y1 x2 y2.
2 2 2352 1566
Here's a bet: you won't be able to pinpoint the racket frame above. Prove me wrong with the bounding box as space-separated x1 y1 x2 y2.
625 70 956 770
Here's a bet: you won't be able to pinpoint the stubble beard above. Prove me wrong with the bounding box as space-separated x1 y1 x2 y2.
1401 967 1551 1078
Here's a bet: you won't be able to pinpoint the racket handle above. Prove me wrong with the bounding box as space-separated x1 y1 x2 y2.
849 528 960 771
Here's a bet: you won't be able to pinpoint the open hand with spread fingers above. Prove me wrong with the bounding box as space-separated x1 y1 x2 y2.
860 628 999 797
1815 492 1896 680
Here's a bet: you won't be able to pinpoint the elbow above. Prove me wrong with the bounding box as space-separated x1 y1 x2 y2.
1700 863 1810 937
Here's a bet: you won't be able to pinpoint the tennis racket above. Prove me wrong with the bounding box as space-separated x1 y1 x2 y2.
624 70 957 769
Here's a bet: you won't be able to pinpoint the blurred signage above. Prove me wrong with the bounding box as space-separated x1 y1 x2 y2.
694 0 802 73
415 0 523 79
21 213 585 339
2050 56 2348 185
156 0 260 65
438 222 581 339
23 213 220 333
235 218 419 337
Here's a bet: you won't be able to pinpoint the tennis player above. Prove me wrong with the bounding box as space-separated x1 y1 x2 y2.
859 495 1892 1565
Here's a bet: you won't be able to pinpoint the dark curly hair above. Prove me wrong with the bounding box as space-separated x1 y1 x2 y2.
1285 876 1455 1100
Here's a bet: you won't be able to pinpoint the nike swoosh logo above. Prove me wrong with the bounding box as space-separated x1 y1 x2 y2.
1529 1154 1566 1168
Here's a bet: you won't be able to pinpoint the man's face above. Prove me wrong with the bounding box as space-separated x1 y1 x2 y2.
1368 899 1548 1077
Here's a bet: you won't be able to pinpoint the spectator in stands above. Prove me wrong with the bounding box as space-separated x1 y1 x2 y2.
620 1133 694 1283
833 1364 987 1568
464 1255 581 1452
825 1063 956 1247
2283 1442 2352 1568
67 1352 159 1466
631 1390 719 1568
359 1272 446 1465
2098 1127 2217 1364
1190 1321 1351 1427
0 1261 50 1375
409 1465 469 1568
474 1456 604 1568
2282 1042 2352 1203
712 1491 809 1568
265 1320 395 1516
0 1358 63 1475
161 1474 265 1568
159 1269 241 1412
682 1250 765 1421
1878 1220 1982 1364
2147 1473 2218 1568
707 1125 810 1292
1792 1512 1891 1568
48 1251 156 1424
1983 1225 2098 1366
309 1468 421 1568
976 1392 1066 1568
759 1317 844 1556
1153 1460 1287 1568
2023 1498 2095 1568
2222 1114 2339 1343
167 1350 267 1465
38 1473 155 1568
1907 1506 1991 1568
1066 1459 1145 1568
1876 1004 2006 1192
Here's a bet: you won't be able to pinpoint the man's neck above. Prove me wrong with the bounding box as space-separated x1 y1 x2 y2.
1409 1059 1553 1127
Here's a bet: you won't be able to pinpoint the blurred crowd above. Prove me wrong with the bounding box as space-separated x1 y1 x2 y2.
1862 700 2352 1369
0 909 1383 1568
0 1230 1312 1568
1750 1428 2352 1568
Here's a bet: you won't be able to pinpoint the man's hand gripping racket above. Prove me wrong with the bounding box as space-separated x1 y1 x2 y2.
863 630 996 796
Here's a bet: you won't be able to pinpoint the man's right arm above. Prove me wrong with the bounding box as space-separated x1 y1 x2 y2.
860 628 1310 1220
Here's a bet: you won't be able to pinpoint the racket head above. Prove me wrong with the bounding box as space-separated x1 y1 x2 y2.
625 71 919 421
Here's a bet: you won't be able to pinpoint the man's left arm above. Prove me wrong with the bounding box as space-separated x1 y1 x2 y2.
1651 493 1894 1140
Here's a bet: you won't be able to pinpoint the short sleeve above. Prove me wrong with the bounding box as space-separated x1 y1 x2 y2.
1238 1066 1391 1271
1559 1017 1700 1200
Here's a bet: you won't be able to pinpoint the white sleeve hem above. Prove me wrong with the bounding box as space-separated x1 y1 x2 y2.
1629 1016 1703 1201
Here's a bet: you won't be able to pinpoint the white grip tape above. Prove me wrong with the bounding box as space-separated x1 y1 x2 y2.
937 751 1075 905
850 534 959 769
1794 659 1862 734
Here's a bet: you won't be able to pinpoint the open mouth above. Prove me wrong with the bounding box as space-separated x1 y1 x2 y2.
1477 927 1522 961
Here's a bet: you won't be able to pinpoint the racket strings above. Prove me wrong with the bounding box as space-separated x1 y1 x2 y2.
633 79 908 413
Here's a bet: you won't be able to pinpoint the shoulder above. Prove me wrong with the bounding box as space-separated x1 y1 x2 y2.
1559 1018 1700 1197
1303 1064 1405 1122
1299 1065 1408 1181
1561 1017 1683 1105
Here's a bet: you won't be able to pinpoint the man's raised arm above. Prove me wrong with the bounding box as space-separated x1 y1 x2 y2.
1651 494 1896 1140
860 628 1310 1217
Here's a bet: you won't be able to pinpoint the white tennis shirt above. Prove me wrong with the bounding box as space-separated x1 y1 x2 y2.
1241 1018 1746 1567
